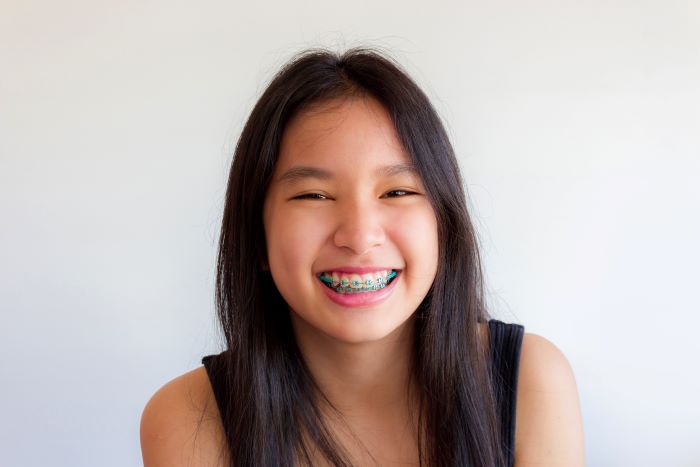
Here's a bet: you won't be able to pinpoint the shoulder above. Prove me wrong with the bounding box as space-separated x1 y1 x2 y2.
140 366 229 467
514 332 585 467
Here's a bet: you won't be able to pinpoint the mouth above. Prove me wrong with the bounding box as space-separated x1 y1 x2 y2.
316 269 401 294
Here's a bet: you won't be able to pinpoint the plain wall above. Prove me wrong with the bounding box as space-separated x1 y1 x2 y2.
1 1 698 466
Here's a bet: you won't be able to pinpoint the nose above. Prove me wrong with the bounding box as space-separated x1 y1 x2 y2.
332 197 386 256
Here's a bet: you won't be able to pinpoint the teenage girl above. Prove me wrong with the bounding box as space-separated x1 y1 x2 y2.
140 47 585 467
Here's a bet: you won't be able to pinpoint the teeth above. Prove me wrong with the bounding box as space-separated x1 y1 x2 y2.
320 269 395 291
324 270 390 287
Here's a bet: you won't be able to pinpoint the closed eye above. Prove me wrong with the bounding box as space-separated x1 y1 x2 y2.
292 190 418 200
293 193 329 200
383 190 417 198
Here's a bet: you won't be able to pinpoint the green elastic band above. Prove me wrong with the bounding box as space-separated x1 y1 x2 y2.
320 270 397 284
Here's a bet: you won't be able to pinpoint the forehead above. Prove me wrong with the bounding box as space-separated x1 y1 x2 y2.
274 96 416 181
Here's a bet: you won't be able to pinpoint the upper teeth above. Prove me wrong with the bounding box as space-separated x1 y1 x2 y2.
321 270 393 288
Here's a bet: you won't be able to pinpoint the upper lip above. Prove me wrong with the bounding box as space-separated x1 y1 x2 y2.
317 266 401 274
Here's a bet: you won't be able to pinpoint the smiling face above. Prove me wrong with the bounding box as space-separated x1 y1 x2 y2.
262 96 439 345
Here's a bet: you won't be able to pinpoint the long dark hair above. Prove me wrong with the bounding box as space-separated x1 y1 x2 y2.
214 46 504 466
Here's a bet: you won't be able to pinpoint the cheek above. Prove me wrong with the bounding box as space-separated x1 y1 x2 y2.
266 208 326 273
390 206 439 275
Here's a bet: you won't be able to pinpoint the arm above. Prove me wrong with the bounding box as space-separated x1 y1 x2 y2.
140 367 229 467
514 333 586 467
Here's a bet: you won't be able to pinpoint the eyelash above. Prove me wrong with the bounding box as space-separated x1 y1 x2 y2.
293 190 417 200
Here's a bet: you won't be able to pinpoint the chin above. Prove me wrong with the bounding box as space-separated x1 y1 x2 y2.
324 316 413 345
289 300 415 346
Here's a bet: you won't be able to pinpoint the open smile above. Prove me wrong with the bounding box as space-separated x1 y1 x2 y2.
316 269 402 308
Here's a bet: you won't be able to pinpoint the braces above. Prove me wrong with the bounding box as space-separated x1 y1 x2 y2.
319 270 397 293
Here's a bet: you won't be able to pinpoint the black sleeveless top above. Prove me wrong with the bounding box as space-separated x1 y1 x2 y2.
202 318 525 466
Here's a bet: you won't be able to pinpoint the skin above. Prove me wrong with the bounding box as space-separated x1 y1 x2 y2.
139 334 586 466
260 95 440 463
139 96 586 466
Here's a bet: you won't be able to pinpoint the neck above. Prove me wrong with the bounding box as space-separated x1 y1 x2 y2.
290 312 418 421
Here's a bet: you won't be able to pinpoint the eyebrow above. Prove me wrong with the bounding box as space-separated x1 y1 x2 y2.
278 162 419 185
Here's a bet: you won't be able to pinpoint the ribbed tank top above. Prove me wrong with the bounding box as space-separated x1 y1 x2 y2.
202 318 525 466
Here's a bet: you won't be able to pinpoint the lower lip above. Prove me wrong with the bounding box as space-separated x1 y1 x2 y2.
317 271 401 308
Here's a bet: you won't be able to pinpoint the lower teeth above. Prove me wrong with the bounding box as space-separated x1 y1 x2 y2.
333 285 384 294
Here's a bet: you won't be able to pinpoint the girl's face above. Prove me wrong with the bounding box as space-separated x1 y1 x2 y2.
263 96 439 344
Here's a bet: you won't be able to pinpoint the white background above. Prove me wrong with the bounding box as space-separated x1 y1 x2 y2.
1 1 698 466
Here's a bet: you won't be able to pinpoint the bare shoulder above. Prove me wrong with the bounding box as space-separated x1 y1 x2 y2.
514 332 585 467
140 366 229 467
